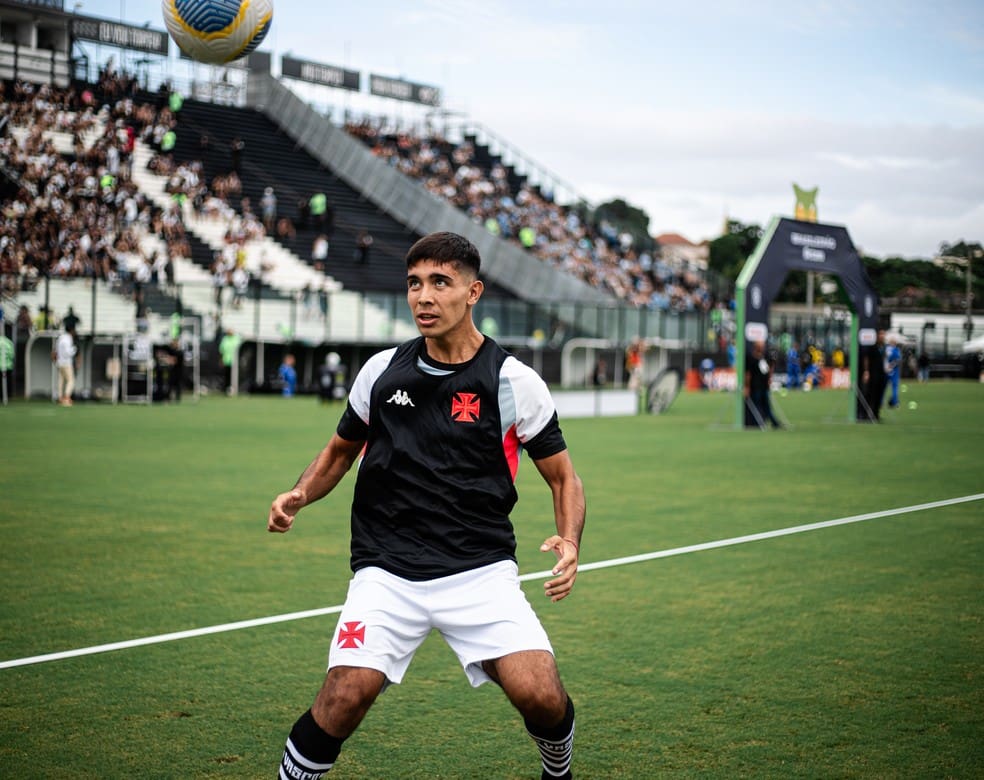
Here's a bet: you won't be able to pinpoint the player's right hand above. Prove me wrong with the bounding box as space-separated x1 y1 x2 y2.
268 489 305 533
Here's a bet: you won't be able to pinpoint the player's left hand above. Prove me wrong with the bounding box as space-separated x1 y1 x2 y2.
541 535 578 602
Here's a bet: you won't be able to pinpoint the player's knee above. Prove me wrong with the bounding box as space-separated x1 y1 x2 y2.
313 668 383 731
511 684 568 726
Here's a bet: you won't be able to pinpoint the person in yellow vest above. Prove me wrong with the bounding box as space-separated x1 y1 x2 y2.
218 328 241 395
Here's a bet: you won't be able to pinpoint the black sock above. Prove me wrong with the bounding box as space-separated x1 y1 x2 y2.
525 697 575 780
279 709 344 779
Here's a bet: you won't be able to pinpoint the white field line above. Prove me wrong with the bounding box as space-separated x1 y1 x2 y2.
2 492 982 671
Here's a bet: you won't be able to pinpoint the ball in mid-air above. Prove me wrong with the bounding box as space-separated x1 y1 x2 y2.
908 401 918 410
162 0 273 65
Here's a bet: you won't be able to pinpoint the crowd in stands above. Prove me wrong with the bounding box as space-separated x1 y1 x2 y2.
345 118 714 312
0 66 276 314
3 66 714 321
0 71 173 303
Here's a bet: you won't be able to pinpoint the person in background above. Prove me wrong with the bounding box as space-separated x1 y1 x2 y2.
592 356 609 387
52 321 78 406
744 340 781 428
625 338 645 392
859 329 887 422
218 328 240 396
278 353 298 398
16 304 33 335
260 186 277 234
63 305 81 333
786 341 801 389
884 335 902 409
0 311 14 405
317 351 345 403
355 229 373 264
917 351 930 383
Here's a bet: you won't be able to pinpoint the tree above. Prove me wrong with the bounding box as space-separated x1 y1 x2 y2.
591 198 654 252
708 219 763 281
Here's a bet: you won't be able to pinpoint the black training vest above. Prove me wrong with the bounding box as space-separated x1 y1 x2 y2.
349 337 519 580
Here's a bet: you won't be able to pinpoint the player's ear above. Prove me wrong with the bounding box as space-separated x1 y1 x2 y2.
468 279 484 305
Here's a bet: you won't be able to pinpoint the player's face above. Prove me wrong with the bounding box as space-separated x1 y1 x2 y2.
407 259 483 341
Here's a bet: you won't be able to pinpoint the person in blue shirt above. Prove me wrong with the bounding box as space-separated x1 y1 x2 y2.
884 336 902 409
786 342 801 389
278 353 298 397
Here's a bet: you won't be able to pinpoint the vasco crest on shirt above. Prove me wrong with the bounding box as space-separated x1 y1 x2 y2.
450 392 481 423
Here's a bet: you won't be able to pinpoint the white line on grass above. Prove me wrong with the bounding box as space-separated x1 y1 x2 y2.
3 492 982 671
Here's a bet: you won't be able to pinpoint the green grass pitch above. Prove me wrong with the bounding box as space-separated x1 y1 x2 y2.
1 381 982 778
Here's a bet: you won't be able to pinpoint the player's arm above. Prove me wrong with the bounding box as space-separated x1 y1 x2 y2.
533 449 585 602
267 432 364 533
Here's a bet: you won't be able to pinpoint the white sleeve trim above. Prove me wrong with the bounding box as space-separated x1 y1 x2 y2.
348 347 398 424
500 356 556 442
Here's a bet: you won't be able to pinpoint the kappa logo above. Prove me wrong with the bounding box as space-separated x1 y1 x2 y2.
386 389 415 407
451 392 481 423
337 621 366 649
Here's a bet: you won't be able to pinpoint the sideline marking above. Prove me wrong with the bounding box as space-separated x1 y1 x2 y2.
3 493 982 671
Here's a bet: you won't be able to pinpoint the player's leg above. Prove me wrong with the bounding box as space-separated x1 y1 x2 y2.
280 667 385 779
436 562 575 778
484 651 576 780
279 567 430 777
312 666 386 736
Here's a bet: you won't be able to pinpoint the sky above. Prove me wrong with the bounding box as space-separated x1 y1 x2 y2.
78 0 984 258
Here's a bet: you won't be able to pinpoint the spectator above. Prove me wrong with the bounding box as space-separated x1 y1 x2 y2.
318 281 330 321
625 338 645 392
51 321 78 406
229 136 244 173
744 340 781 429
62 306 81 334
16 304 33 335
278 353 298 397
317 351 345 403
355 229 373 264
309 191 328 231
884 335 902 409
311 234 329 271
218 328 241 395
858 329 887 422
260 186 277 233
917 351 930 383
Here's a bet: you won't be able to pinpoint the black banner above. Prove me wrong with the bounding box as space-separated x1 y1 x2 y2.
743 217 879 334
281 55 359 91
5 0 65 9
71 16 169 56
369 73 440 106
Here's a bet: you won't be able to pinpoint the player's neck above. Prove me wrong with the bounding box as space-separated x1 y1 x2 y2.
424 324 485 365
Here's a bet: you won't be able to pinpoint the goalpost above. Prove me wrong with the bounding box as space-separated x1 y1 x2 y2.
734 216 880 428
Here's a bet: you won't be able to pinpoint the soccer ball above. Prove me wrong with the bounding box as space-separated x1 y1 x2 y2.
162 0 273 65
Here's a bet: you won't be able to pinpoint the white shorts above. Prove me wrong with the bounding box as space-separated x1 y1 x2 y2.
327 560 553 687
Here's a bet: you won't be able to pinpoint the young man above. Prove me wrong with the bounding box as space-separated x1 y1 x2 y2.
268 232 585 779
52 321 78 406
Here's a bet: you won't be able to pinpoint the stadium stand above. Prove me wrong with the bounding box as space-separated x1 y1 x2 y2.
345 118 714 312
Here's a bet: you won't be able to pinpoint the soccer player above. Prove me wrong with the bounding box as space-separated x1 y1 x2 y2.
268 231 585 779
884 335 902 409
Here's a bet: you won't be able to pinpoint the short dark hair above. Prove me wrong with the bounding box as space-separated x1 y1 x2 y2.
405 232 481 277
